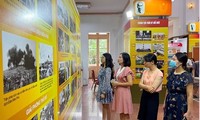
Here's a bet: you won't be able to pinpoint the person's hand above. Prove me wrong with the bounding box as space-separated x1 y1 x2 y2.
111 81 118 87
111 79 115 83
100 93 106 99
162 103 165 111
146 86 155 93
183 111 192 120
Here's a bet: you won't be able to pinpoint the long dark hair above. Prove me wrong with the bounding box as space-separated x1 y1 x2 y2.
101 53 114 79
143 53 162 69
175 52 188 70
121 52 131 67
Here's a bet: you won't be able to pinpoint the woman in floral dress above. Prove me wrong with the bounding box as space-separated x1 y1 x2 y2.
163 52 193 120
96 53 114 120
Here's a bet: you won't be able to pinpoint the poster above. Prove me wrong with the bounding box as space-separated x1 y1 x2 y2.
124 19 168 84
0 0 81 120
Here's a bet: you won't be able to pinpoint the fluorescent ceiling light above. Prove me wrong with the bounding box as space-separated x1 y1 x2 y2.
76 2 91 9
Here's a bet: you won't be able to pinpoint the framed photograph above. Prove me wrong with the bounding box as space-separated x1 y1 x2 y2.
136 55 144 65
153 44 164 56
19 0 35 11
59 62 65 85
40 100 54 120
136 68 144 79
152 33 165 40
71 79 76 96
70 40 76 54
37 0 52 25
136 30 151 41
65 34 69 53
57 0 69 28
58 28 65 52
71 60 76 75
2 31 37 94
136 44 151 52
70 17 76 33
65 61 70 80
39 43 53 80
59 84 70 114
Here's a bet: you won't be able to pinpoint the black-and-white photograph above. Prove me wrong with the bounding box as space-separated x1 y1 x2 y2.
59 62 66 85
136 44 151 52
153 44 164 56
136 68 144 79
59 89 65 114
57 0 69 28
19 0 35 11
65 61 70 80
31 114 38 120
136 30 151 41
58 28 65 52
71 60 76 75
70 17 76 33
152 33 165 40
70 40 76 54
39 43 53 80
71 79 77 96
65 33 70 53
64 84 70 105
136 55 144 65
40 99 54 120
37 0 52 26
2 31 37 94
59 84 70 114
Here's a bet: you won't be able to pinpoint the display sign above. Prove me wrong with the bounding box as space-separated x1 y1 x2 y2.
133 0 172 16
0 0 81 120
188 22 199 32
124 19 168 84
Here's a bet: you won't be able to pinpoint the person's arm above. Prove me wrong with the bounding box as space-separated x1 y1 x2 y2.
138 71 154 92
139 78 150 91
150 76 163 93
163 89 168 110
184 83 193 118
114 74 133 87
192 63 196 77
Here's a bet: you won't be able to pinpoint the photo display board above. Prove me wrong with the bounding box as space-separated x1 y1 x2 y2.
124 19 168 84
0 0 82 120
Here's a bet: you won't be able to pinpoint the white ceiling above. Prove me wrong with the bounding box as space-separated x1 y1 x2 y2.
74 0 130 14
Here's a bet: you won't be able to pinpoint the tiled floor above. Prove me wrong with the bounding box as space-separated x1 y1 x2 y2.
71 80 199 120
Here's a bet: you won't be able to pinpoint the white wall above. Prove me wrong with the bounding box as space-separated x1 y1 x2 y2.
80 14 122 85
170 0 199 36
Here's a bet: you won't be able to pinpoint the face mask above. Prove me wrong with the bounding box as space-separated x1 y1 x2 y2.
169 60 176 68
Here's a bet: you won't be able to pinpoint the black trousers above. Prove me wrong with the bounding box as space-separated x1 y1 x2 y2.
137 90 159 120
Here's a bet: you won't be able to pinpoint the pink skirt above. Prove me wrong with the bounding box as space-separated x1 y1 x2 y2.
112 86 133 114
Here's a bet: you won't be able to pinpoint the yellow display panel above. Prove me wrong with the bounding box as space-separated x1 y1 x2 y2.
124 19 169 84
0 0 81 120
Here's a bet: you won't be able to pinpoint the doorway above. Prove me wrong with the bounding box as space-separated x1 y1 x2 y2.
88 32 109 79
